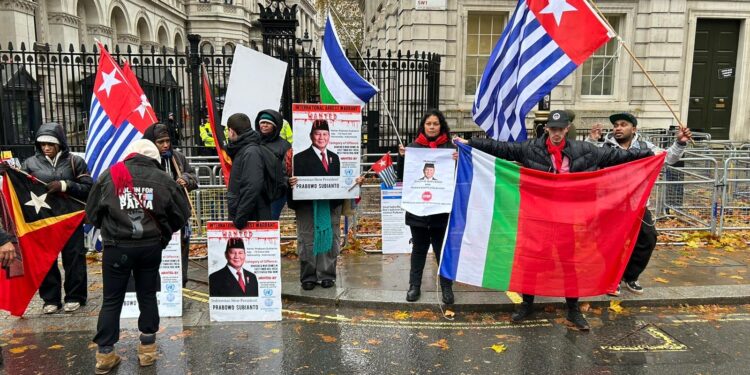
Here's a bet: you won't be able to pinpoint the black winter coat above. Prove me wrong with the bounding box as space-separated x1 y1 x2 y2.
397 140 455 228
255 109 291 179
22 123 92 201
86 155 191 247
226 129 272 223
469 134 653 173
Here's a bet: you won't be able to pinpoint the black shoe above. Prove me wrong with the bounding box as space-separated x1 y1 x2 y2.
321 280 335 288
566 309 590 331
441 285 454 305
301 282 316 291
406 285 421 302
511 302 533 323
625 280 644 294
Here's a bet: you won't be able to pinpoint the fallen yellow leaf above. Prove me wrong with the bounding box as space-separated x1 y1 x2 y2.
270 348 280 354
393 311 411 320
608 300 624 314
366 339 382 345
9 345 37 354
685 240 701 248
428 339 449 350
730 275 744 280
360 349 371 353
490 344 507 353
654 277 670 284
317 334 337 343
443 309 455 318
48 344 64 350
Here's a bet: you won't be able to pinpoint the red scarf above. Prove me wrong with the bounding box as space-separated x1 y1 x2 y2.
415 133 449 149
545 137 566 172
110 153 138 195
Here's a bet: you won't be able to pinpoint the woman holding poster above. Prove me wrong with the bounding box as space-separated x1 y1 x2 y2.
397 109 456 305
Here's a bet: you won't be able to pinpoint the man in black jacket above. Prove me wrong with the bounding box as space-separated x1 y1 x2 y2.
293 120 340 177
21 122 92 314
209 238 259 297
226 113 272 227
457 110 654 331
86 139 190 373
255 109 291 220
143 123 198 287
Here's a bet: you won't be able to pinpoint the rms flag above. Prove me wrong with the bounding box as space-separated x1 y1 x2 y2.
0 169 85 316
85 44 150 180
439 144 664 297
472 0 614 141
202 63 232 186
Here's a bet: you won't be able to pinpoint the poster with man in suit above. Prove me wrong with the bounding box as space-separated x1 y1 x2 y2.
207 221 281 322
292 104 361 200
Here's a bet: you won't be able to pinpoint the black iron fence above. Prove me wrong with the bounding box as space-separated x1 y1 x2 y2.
0 39 440 159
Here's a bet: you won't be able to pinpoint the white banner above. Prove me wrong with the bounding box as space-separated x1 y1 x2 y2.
121 233 182 318
221 45 288 127
292 104 362 200
401 147 455 216
380 183 412 254
207 221 281 322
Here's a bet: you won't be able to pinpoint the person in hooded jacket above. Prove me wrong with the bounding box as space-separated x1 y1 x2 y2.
396 109 457 305
86 139 190 374
20 122 92 314
226 113 272 226
255 109 291 220
142 123 197 287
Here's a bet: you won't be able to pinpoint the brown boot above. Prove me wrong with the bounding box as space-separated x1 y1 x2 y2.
138 343 157 367
95 351 121 374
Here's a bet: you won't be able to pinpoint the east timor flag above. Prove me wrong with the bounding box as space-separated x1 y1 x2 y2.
0 168 85 316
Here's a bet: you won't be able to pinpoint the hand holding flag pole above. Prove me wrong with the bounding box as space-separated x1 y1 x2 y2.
5 165 86 206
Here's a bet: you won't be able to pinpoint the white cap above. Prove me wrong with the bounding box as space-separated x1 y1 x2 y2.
36 135 60 144
125 139 160 161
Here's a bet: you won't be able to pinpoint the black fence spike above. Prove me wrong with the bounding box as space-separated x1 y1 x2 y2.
19 42 26 51
56 43 63 52
7 41 13 50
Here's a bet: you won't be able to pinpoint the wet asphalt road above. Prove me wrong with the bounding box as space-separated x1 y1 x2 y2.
1 303 749 375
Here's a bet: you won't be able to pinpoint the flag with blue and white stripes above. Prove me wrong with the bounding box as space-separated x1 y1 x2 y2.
472 0 614 142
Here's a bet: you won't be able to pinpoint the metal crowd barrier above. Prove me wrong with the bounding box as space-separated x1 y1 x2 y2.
718 154 750 234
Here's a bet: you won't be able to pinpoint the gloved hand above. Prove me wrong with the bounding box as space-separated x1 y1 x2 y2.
233 219 247 230
46 180 63 193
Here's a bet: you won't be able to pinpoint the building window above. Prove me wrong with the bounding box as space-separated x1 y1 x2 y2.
201 42 213 55
224 43 235 55
464 12 507 95
580 15 621 96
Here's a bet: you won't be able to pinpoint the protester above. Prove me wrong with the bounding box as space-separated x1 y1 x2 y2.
287 148 364 291
397 109 457 304
20 122 92 314
255 109 291 220
226 113 272 226
589 112 692 296
143 123 198 287
456 109 654 330
86 139 190 374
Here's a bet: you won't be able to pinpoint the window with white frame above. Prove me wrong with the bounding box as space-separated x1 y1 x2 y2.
464 12 507 95
579 15 621 96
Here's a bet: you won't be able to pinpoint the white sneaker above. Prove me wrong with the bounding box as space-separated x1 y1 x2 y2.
63 302 81 312
43 304 59 314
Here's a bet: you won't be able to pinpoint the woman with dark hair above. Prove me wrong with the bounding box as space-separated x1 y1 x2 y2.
397 109 456 304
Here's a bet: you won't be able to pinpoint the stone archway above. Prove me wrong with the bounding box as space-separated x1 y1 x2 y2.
157 25 169 49
75 0 99 48
109 6 130 49
174 32 185 53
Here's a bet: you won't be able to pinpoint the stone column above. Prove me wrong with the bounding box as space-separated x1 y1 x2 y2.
86 25 113 50
47 12 81 48
0 0 38 47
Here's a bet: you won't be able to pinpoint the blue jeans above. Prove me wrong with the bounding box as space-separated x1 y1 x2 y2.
270 196 287 220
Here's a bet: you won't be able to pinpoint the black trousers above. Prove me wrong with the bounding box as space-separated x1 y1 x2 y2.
93 243 162 347
181 234 189 287
623 210 658 282
522 294 579 309
39 226 87 307
409 226 452 288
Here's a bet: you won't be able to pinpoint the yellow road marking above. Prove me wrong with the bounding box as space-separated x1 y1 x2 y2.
505 292 523 304
602 326 687 352
183 288 209 297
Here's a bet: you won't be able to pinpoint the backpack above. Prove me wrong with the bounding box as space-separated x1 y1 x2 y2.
258 145 287 202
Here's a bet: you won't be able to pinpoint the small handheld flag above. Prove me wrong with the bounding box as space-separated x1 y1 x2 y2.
371 152 397 188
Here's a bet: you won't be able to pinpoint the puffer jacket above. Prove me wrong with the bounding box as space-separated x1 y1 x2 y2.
255 109 292 179
226 129 272 222
470 134 653 173
86 155 191 247
22 123 92 201
396 139 455 228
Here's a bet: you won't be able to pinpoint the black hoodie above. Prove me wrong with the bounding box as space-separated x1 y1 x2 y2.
226 129 272 224
254 109 291 161
21 123 92 201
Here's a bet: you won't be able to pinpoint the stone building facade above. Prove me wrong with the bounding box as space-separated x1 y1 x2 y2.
0 0 321 54
360 0 750 140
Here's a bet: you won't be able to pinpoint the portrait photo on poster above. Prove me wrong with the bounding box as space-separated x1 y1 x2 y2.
208 237 259 298
292 104 362 200
401 147 456 217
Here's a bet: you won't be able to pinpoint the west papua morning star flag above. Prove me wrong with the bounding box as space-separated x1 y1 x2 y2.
371 152 397 188
202 63 232 186
439 144 665 297
473 0 614 141
121 60 158 129
0 168 86 316
85 43 150 180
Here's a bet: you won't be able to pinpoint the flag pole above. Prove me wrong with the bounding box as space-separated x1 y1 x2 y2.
9 167 87 206
327 6 405 147
585 0 694 144
169 158 198 218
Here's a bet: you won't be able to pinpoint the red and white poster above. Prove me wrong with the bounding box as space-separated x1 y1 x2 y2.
401 147 455 216
207 221 281 322
291 103 362 200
